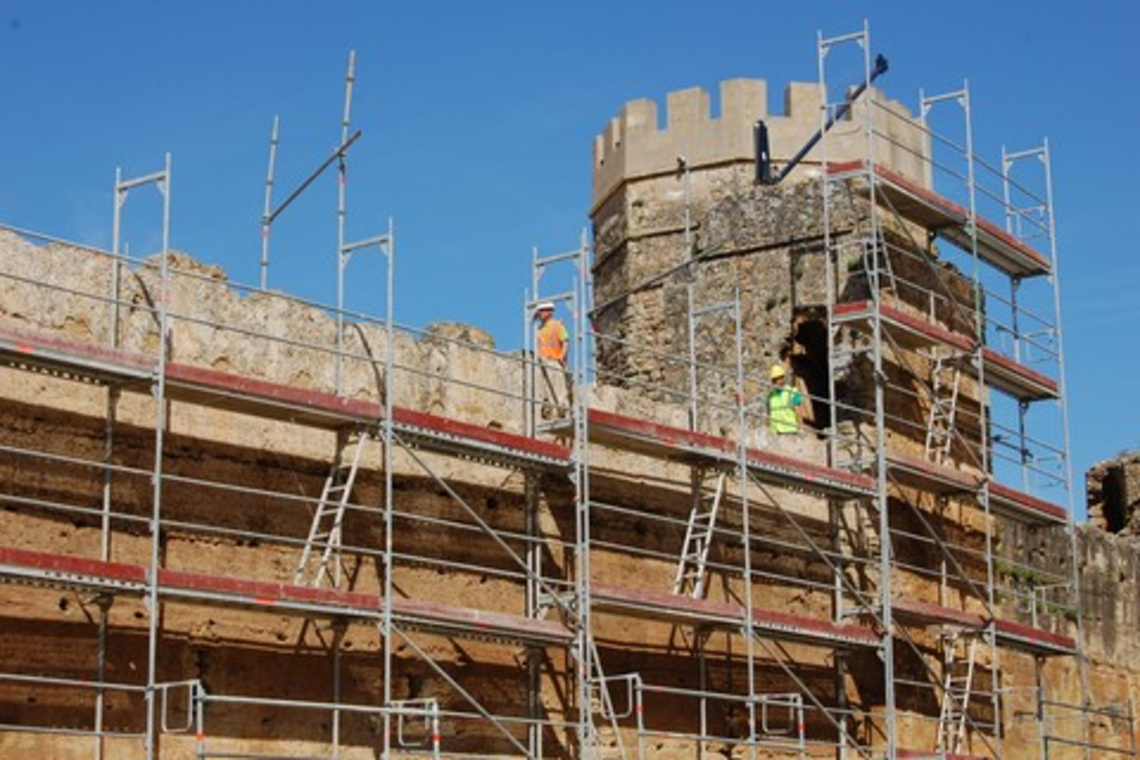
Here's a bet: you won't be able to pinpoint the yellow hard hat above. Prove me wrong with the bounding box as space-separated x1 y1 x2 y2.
769 364 786 381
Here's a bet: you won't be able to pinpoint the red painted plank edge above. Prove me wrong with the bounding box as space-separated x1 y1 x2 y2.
0 324 570 463
592 582 878 646
989 483 1066 522
0 323 150 373
393 407 570 461
586 409 875 494
892 597 985 629
828 160 1051 274
836 302 1058 400
166 362 380 419
981 348 1060 398
0 547 570 643
0 546 146 584
887 450 983 491
995 618 1076 652
834 301 973 353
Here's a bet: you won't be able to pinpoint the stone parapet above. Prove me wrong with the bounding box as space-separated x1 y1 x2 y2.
592 78 930 207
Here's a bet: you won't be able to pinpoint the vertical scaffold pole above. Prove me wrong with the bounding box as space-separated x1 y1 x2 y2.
961 80 1006 757
140 153 173 760
681 153 698 431
575 227 595 758
1040 138 1090 760
733 289 759 760
817 32 847 755
98 165 130 759
336 50 357 395
523 258 540 756
110 167 124 350
382 216 396 759
855 21 897 756
260 114 280 291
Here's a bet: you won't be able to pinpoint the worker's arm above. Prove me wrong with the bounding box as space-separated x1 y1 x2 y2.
558 323 570 364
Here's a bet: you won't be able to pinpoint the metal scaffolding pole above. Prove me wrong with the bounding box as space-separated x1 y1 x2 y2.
260 114 280 291
530 232 591 755
336 50 357 395
819 21 898 757
381 216 396 759
110 153 173 760
921 80 1005 756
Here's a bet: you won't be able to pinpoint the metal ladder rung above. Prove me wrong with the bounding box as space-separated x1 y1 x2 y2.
295 428 373 588
937 633 979 755
672 471 728 598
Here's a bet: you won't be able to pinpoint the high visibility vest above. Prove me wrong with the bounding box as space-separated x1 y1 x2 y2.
768 387 802 434
537 318 568 363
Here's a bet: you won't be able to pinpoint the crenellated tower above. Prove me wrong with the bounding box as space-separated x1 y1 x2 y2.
589 78 934 418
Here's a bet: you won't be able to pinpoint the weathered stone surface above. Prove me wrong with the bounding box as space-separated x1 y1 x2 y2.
1088 451 1140 533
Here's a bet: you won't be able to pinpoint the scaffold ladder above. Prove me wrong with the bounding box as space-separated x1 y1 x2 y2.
673 470 729 598
861 233 899 296
937 631 978 755
295 427 372 588
924 350 963 465
587 636 630 759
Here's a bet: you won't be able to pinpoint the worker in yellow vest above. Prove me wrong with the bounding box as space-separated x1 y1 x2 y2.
767 364 803 434
534 301 571 418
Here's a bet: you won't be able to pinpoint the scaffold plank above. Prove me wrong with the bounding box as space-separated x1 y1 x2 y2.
592 582 879 649
393 596 572 645
891 596 1076 655
994 618 1076 656
165 362 380 426
988 483 1066 525
898 750 984 760
891 597 985 630
392 407 570 470
0 323 151 384
0 324 571 471
0 547 572 647
584 409 876 499
886 450 983 495
981 347 1060 402
833 301 972 354
833 301 1060 401
0 546 146 590
827 160 1052 278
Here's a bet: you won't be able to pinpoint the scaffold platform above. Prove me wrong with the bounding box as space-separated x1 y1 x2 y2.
827 160 1052 278
0 546 573 648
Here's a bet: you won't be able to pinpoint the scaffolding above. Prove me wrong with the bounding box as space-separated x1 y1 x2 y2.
0 25 1136 760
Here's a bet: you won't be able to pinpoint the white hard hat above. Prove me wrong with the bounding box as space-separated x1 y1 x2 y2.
535 301 555 312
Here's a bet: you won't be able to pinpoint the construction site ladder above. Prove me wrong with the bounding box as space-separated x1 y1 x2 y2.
294 427 373 588
862 232 899 296
673 470 729 598
936 630 978 755
587 634 630 759
924 349 963 465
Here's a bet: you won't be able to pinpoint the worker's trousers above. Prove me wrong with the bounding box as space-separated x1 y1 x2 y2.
538 359 573 419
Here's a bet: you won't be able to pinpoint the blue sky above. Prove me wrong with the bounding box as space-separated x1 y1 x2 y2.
1 2 1137 512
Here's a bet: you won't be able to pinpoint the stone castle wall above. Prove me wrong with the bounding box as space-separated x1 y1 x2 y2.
0 230 841 757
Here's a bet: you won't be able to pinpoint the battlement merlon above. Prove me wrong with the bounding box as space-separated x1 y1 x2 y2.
591 78 931 208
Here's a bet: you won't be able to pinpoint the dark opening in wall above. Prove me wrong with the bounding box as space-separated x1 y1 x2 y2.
1103 466 1127 533
790 317 829 432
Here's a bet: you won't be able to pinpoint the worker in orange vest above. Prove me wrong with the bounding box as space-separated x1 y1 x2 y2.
534 301 571 418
